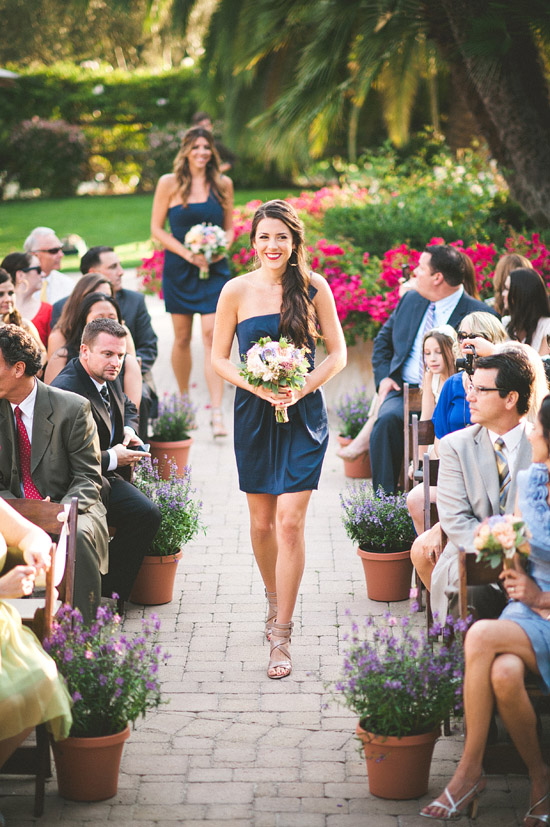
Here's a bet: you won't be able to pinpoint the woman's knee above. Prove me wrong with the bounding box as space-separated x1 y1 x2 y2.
491 654 525 700
464 619 495 657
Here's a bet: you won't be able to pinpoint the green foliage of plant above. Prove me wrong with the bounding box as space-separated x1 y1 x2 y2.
4 119 89 198
334 610 465 737
44 603 168 737
335 387 371 439
133 458 204 557
340 483 416 552
150 393 196 441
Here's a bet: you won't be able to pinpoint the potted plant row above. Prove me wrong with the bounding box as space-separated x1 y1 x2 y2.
43 603 168 802
335 387 372 479
149 392 197 479
130 456 204 605
334 609 465 799
341 483 416 601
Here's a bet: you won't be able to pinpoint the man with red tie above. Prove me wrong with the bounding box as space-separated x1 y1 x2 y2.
0 324 108 623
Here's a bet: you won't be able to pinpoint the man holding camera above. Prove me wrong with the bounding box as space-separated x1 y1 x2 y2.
370 244 496 494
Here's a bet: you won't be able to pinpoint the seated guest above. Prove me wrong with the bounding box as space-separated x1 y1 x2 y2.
23 227 74 304
407 312 507 534
412 350 534 620
0 268 46 360
370 244 496 493
51 318 161 606
421 395 550 823
1 252 52 347
489 252 533 316
46 292 142 410
505 267 550 356
46 273 113 364
0 325 109 623
0 498 72 768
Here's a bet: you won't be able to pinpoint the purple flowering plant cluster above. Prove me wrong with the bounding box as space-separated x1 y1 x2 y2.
334 609 465 738
335 386 372 439
340 483 415 552
43 603 169 737
151 392 197 441
133 457 204 556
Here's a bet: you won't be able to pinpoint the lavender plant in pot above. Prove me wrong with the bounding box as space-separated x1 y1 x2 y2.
335 386 372 478
149 392 197 479
340 483 416 601
44 604 168 802
334 609 465 799
130 457 204 605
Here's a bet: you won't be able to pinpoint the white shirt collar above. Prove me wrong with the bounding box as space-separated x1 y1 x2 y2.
11 379 38 419
487 421 525 453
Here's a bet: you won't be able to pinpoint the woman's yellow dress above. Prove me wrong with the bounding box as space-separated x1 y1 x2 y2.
0 543 72 741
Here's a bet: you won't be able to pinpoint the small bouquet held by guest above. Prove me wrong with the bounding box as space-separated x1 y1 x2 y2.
184 222 227 279
240 336 309 423
473 514 531 569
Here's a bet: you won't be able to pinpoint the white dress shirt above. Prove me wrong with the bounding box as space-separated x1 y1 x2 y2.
402 286 464 385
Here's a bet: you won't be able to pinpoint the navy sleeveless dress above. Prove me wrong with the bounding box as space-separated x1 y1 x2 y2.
234 308 328 494
501 463 550 693
162 191 230 315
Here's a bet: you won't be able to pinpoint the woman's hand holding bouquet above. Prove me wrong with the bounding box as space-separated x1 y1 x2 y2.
240 336 309 423
184 222 227 279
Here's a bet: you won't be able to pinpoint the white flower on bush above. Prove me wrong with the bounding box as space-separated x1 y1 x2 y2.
92 84 104 95
470 184 483 196
433 166 447 181
156 98 168 106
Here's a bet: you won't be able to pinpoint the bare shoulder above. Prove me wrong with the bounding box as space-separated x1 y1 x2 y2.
310 272 332 299
221 174 234 193
219 272 251 302
155 173 178 198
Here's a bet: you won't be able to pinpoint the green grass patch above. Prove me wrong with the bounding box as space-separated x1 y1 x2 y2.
0 189 300 268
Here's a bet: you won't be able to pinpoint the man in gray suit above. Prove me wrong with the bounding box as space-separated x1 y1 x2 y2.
0 325 109 623
413 349 534 619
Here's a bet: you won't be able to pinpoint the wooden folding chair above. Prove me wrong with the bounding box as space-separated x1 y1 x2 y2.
402 384 423 493
0 497 78 817
457 545 550 772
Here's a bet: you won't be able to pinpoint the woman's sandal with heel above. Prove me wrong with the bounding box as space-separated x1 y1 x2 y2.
267 620 293 679
525 791 550 826
420 776 485 821
264 589 277 641
210 407 228 438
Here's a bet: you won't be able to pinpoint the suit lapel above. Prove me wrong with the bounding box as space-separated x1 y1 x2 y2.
31 382 54 474
0 400 21 494
74 360 112 438
476 427 500 514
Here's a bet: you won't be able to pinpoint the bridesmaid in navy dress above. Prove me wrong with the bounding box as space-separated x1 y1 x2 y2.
151 126 234 436
422 395 550 824
212 200 346 679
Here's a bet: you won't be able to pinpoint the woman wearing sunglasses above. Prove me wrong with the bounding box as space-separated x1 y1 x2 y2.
1 252 51 347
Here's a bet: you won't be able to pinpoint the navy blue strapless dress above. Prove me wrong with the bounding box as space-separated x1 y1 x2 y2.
500 463 550 693
234 312 328 494
162 191 231 315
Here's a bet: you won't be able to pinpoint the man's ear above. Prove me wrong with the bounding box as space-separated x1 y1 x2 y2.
505 389 519 411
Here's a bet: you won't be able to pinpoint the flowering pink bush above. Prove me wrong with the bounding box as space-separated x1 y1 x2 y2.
138 189 550 346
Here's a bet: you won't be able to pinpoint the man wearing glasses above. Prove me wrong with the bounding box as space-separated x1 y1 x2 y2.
23 227 75 304
427 350 534 619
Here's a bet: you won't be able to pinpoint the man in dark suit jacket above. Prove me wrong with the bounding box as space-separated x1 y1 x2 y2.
51 246 158 439
0 325 109 623
370 244 499 493
51 318 161 606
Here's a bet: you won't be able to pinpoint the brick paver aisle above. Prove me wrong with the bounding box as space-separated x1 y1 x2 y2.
1 287 532 825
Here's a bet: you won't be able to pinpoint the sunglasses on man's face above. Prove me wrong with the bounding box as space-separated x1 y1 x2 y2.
35 247 63 255
22 266 42 274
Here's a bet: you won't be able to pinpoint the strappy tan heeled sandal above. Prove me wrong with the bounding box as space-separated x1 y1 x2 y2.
210 407 228 438
267 620 293 679
265 589 277 641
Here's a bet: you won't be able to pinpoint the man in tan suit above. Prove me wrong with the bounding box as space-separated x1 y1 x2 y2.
413 350 534 619
0 325 109 623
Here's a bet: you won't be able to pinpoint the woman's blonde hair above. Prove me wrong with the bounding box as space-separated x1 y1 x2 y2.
493 253 533 315
173 127 229 208
495 341 548 423
460 311 508 343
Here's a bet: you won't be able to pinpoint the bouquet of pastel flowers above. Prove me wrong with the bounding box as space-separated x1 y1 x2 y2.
473 514 531 569
240 336 309 423
184 222 227 279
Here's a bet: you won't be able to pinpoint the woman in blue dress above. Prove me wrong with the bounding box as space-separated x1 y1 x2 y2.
212 200 346 679
421 395 550 824
151 127 234 436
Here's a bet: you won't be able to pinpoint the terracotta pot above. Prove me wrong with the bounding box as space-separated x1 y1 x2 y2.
52 725 130 802
357 546 413 602
149 437 193 480
129 549 183 605
337 435 371 479
356 722 440 799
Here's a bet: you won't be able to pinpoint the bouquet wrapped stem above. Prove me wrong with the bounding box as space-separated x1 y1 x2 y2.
240 336 309 424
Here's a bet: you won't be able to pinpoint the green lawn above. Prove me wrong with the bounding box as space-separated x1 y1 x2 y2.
0 188 301 269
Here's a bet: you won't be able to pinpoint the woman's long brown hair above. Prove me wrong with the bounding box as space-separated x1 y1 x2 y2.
173 127 229 209
250 200 317 348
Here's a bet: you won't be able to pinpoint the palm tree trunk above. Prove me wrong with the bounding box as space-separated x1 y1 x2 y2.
437 0 550 226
